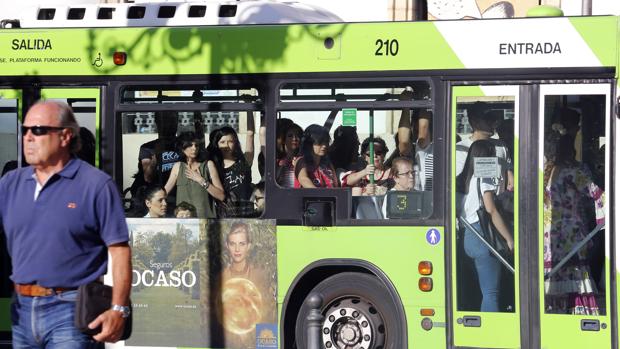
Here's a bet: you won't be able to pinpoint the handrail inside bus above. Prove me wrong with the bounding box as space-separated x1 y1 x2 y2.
545 223 605 279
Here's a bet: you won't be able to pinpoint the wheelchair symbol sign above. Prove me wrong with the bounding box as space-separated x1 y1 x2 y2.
426 229 440 245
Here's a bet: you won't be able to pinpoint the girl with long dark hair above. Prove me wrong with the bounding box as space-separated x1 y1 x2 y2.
342 137 391 196
457 139 513 312
294 124 339 188
276 122 303 188
207 126 255 216
543 134 605 314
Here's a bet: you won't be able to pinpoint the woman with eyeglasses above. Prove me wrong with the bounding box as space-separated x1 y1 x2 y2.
381 157 416 218
294 124 339 188
342 137 391 196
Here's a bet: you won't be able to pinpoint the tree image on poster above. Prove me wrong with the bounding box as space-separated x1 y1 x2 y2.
126 219 206 347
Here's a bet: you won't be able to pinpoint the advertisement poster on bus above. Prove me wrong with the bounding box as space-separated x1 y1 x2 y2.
121 218 277 349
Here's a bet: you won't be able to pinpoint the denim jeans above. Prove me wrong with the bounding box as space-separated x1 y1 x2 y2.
11 290 103 349
464 221 501 312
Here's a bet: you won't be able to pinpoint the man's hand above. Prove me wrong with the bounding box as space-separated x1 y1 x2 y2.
89 308 126 343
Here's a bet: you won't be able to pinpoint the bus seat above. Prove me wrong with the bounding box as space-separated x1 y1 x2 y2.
352 195 385 219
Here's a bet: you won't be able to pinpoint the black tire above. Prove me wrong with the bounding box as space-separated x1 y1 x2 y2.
295 272 404 349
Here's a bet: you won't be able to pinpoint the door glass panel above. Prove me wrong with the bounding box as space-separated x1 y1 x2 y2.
452 85 519 349
455 91 516 313
541 88 608 315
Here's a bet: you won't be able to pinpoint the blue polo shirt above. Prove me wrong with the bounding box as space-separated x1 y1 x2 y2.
0 158 128 287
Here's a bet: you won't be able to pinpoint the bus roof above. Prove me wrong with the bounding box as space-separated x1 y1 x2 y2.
8 0 342 28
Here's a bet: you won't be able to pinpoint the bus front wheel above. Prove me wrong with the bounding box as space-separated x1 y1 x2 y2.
295 272 403 349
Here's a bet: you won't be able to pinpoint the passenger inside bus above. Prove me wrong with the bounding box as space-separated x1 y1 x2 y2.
130 112 180 198
457 139 514 312
382 157 416 218
384 90 415 168
77 127 96 166
163 131 225 218
175 201 197 218
414 110 434 191
342 137 391 196
294 124 339 188
543 132 605 315
276 121 302 188
456 105 513 192
141 185 168 218
207 124 255 217
251 181 265 215
328 125 362 176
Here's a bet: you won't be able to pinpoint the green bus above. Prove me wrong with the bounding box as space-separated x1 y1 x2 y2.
0 2 617 349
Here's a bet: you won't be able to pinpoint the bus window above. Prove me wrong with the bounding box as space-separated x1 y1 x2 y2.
455 95 516 313
542 93 607 315
120 86 264 219
277 80 433 220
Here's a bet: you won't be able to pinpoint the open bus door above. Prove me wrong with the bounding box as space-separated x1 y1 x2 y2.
451 85 520 348
0 88 21 347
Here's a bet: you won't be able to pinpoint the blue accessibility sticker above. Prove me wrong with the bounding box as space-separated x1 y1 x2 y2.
426 228 440 245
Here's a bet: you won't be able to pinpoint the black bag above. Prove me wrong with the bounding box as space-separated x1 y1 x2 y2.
476 178 511 259
74 281 132 340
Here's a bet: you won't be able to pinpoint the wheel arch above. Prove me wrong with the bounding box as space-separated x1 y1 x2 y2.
280 258 408 348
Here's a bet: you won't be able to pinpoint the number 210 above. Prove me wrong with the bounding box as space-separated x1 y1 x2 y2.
375 39 399 56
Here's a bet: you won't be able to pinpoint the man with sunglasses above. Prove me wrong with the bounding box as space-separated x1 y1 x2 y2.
0 101 131 348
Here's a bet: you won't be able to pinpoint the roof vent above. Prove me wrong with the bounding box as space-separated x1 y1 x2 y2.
68 8 86 20
128 6 146 19
188 5 206 18
37 8 56 20
218 5 237 17
158 6 176 18
97 7 115 20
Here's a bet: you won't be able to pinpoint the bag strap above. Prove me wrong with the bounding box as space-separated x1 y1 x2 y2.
477 177 485 210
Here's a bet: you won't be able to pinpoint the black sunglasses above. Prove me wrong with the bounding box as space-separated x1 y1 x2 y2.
22 125 66 136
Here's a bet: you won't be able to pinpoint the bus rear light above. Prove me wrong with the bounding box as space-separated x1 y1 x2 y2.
113 52 127 65
418 277 433 292
420 308 435 316
418 261 432 275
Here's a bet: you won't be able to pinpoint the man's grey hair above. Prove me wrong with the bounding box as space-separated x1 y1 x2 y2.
34 100 82 153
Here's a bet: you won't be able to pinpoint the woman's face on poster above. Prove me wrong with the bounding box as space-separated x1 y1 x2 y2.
227 228 250 264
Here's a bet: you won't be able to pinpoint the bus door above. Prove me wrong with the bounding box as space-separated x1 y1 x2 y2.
0 88 21 346
40 88 101 167
451 85 520 348
538 83 611 349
